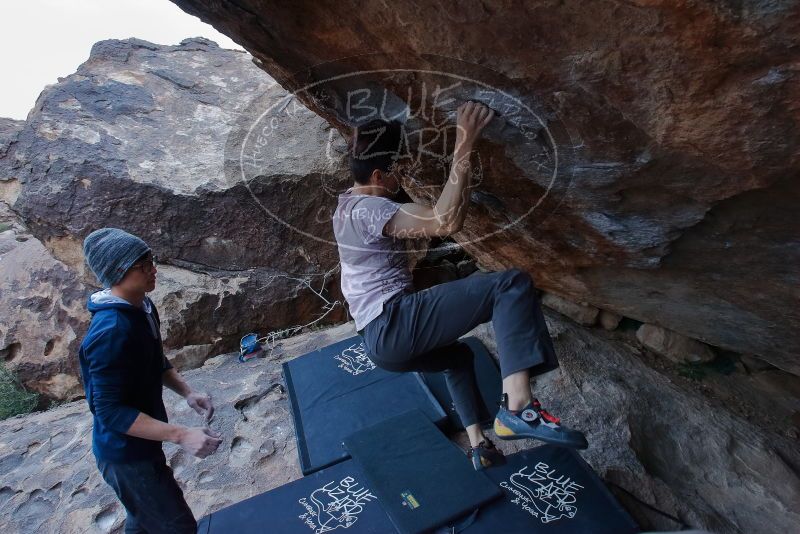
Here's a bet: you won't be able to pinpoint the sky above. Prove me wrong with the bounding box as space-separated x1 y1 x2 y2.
0 0 245 120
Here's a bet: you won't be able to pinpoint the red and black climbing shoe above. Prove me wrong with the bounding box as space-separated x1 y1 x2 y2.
493 394 588 449
467 437 507 471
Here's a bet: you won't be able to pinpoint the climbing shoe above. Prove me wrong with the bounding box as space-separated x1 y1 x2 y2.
467 437 507 471
493 394 588 449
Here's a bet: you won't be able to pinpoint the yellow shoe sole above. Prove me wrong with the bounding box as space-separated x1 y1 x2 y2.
493 418 516 437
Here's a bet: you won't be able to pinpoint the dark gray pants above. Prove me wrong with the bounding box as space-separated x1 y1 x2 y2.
97 453 196 534
361 268 558 427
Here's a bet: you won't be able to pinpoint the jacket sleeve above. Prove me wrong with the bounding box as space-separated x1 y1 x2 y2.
84 327 141 433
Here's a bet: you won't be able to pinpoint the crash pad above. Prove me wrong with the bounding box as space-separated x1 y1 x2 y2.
343 409 502 534
196 459 394 533
283 335 447 474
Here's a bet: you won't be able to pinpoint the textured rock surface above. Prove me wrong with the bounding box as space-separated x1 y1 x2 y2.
0 204 86 401
636 323 716 363
531 316 800 533
0 118 24 204
1 38 356 398
541 292 599 326
9 37 350 276
0 198 342 401
598 309 623 331
171 0 800 374
1 312 798 533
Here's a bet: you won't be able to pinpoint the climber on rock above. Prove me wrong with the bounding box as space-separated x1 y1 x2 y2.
333 101 588 471
78 228 222 533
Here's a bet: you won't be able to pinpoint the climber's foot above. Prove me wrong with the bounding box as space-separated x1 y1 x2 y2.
493 394 588 449
468 437 507 471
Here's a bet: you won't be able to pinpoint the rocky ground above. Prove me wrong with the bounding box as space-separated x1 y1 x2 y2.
1 307 797 533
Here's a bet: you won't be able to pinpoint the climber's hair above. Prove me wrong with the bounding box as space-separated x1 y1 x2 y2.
349 119 403 185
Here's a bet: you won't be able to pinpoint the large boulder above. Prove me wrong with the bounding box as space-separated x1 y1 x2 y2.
9 37 350 277
1 118 86 400
1 38 357 399
1 312 797 533
169 0 800 375
0 203 86 401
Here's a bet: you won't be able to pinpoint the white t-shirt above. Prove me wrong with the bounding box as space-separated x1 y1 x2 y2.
333 188 414 331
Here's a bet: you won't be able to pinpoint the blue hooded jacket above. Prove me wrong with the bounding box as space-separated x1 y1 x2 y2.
78 290 173 463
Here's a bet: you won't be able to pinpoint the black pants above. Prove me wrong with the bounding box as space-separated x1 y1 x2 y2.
97 453 196 534
361 269 558 427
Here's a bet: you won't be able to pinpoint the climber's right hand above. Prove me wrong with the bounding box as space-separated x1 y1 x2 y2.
177 426 223 458
455 101 495 151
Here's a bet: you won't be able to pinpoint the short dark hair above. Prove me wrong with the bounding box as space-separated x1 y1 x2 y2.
349 120 403 185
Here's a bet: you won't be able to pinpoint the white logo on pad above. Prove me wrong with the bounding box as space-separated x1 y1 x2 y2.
297 476 377 533
334 342 376 376
499 462 584 524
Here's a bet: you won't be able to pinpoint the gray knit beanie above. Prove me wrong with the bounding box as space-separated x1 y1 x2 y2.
83 228 151 288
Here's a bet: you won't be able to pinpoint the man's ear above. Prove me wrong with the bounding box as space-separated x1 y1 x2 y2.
369 168 383 185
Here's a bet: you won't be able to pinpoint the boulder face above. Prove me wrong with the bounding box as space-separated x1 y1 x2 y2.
9 37 350 276
0 117 24 205
0 203 86 401
170 0 800 374
2 119 88 400
0 38 356 399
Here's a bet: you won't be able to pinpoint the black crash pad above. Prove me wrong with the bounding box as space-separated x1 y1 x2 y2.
198 432 638 534
415 337 502 432
283 335 447 475
344 409 502 534
445 445 640 533
197 459 395 533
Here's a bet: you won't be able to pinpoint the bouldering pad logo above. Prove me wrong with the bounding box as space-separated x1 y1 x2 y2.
400 490 420 510
334 342 376 376
297 476 377 533
499 462 584 524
